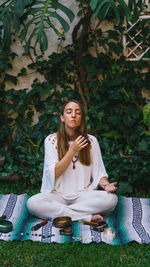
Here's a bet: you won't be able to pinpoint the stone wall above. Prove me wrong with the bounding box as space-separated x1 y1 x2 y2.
5 0 79 91
3 0 150 100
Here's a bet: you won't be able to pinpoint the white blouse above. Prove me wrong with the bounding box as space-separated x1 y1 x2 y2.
40 133 108 199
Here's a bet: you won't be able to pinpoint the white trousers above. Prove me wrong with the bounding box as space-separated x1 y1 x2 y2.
27 190 118 222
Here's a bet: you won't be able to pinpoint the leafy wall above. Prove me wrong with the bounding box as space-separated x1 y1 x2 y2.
0 0 150 194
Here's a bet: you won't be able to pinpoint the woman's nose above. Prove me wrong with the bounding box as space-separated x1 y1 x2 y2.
72 111 76 117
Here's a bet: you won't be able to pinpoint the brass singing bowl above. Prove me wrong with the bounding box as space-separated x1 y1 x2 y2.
0 220 13 233
53 216 72 228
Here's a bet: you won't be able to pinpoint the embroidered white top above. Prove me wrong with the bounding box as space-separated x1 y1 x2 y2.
40 133 108 199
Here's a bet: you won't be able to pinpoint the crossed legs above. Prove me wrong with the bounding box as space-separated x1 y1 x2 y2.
27 190 118 222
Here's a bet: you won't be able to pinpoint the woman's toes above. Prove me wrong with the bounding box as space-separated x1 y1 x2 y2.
91 214 104 222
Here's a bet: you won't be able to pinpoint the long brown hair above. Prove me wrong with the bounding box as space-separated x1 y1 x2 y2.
57 99 91 165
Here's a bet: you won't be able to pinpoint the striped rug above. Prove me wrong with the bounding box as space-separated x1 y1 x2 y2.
0 193 150 245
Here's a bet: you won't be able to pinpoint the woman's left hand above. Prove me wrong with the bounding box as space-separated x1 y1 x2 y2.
103 182 117 193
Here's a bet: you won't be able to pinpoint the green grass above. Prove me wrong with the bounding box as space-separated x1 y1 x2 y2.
0 181 150 267
0 240 150 266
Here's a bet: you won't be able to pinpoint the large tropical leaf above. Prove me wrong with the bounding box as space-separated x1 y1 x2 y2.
90 0 132 24
0 0 75 54
0 0 140 54
0 0 34 48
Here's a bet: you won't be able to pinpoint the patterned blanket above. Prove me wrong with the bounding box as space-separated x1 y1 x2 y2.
0 193 150 245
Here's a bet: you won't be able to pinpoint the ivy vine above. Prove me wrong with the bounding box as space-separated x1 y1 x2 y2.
0 1 150 194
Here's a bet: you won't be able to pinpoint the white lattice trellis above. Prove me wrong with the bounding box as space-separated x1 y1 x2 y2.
123 14 150 61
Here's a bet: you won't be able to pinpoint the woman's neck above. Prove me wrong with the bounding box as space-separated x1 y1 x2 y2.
65 127 77 141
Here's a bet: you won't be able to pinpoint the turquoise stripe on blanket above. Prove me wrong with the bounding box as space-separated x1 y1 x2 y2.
0 193 150 245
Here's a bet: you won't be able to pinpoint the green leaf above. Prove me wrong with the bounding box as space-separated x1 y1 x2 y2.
24 0 34 5
100 3 112 19
47 11 70 32
137 140 148 152
0 172 7 178
101 130 121 139
51 1 75 23
1 11 12 47
143 102 150 127
97 111 104 121
13 12 20 31
0 2 13 17
111 2 120 24
94 0 112 17
117 182 133 194
3 104 12 113
31 1 45 5
24 27 38 54
39 31 48 52
16 146 27 152
19 1 72 54
27 7 43 15
46 17 63 36
4 74 17 85
117 0 132 21
14 0 25 17
20 16 39 42
90 0 99 11
14 0 34 17
30 178 36 184
91 0 132 24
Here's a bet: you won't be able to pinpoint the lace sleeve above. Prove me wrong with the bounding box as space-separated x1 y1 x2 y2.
40 134 58 193
89 136 108 190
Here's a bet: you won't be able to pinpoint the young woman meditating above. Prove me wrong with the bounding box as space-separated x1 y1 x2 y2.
27 100 118 222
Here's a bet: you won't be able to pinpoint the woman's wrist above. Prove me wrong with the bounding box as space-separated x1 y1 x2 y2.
101 183 110 190
68 146 77 156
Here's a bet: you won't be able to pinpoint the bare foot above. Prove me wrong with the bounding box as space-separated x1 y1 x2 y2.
91 214 104 222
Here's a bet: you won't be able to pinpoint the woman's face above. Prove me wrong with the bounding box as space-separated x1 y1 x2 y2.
61 102 82 130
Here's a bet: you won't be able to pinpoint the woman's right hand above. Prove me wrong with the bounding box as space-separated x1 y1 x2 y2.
70 135 88 153
55 135 88 179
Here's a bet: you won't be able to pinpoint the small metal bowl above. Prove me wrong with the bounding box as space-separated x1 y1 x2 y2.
93 221 108 232
53 216 72 228
0 220 13 233
60 227 73 236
